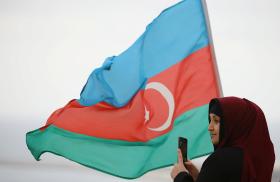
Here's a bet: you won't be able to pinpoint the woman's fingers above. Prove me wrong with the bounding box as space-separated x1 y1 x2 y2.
177 149 183 164
185 161 192 166
183 161 199 181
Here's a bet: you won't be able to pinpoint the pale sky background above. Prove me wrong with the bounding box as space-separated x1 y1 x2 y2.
0 0 279 181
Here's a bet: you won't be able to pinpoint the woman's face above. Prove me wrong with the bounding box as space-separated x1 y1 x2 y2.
208 113 221 145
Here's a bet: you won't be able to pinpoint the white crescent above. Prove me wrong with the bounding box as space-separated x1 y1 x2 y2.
144 82 175 132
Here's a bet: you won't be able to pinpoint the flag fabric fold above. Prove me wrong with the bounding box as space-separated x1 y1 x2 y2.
26 0 221 179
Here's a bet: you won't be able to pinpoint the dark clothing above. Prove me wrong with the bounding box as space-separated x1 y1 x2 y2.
174 147 243 182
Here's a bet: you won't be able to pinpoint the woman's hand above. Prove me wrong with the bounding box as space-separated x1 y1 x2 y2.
170 149 187 179
184 160 199 181
170 149 199 181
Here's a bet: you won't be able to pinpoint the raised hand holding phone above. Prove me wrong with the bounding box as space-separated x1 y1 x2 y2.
177 137 199 181
171 149 187 179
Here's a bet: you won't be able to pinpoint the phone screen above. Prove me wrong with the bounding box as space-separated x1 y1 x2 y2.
178 137 188 162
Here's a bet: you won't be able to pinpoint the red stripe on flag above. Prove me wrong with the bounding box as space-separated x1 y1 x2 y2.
46 45 220 142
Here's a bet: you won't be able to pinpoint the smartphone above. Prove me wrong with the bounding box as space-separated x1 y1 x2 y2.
178 137 188 162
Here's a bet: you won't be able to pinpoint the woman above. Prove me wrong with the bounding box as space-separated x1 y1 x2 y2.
171 97 275 182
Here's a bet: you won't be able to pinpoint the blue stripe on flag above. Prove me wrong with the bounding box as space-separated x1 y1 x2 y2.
79 0 209 107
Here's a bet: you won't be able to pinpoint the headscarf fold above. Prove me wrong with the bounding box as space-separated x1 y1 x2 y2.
209 97 275 182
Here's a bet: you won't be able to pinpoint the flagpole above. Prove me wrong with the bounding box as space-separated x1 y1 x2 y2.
201 0 224 97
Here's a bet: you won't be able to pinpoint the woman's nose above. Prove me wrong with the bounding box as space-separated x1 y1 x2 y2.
208 121 213 131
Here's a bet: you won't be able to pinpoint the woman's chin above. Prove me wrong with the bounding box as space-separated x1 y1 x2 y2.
211 138 218 145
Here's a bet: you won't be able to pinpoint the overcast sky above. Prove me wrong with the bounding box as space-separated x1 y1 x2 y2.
1 0 280 122
0 0 279 181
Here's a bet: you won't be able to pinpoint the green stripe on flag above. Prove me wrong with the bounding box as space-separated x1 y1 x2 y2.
26 104 213 179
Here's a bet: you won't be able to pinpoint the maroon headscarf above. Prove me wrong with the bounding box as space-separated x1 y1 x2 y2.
209 97 275 182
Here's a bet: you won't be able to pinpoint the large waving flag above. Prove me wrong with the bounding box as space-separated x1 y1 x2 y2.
26 0 222 179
